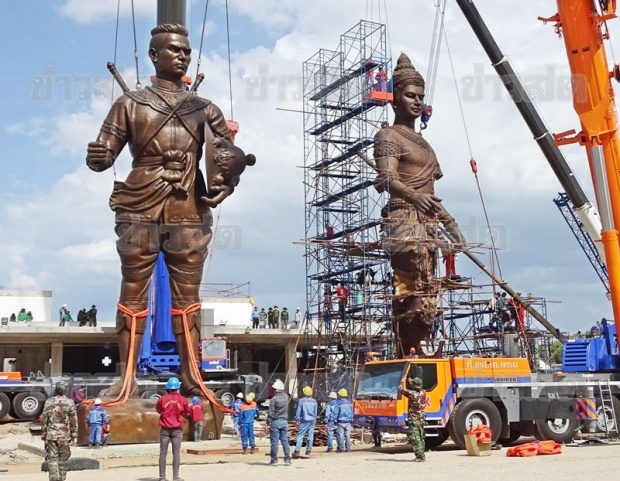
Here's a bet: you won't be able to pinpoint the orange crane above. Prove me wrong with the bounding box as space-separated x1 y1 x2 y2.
539 0 620 337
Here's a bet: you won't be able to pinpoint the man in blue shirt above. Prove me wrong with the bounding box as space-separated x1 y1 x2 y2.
324 391 338 452
336 388 353 452
293 386 317 457
231 392 244 438
87 398 109 448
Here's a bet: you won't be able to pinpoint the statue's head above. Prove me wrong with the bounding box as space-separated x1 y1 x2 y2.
149 24 191 81
392 53 426 120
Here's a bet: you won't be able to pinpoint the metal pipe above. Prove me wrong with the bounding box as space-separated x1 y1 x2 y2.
157 0 187 26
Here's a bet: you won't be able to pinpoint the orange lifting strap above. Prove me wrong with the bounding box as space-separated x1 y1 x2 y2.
506 440 562 457
468 425 492 443
226 120 239 143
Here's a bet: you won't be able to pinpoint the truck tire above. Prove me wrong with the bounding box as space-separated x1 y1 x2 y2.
448 398 502 449
534 418 579 443
12 392 46 420
215 390 235 407
0 392 10 420
595 395 620 433
425 427 448 450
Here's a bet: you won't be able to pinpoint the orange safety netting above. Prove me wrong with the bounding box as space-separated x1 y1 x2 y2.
468 425 492 443
506 440 562 457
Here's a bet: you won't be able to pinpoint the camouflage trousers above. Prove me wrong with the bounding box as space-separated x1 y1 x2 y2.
408 420 425 460
45 440 71 481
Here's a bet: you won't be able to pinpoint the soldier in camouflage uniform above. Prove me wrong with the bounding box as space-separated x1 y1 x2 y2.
41 380 78 481
399 376 427 462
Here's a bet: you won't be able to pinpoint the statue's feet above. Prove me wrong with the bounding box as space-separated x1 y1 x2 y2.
98 380 139 398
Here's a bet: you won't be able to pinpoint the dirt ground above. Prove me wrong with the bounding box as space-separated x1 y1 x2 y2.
3 420 620 481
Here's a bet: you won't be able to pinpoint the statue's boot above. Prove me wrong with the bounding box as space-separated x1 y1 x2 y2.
173 307 205 397
99 303 146 399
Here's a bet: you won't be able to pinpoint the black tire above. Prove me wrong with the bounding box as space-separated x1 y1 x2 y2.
425 427 448 450
0 392 10 420
12 392 46 420
594 395 620 434
534 418 579 443
448 398 502 449
215 389 235 407
498 425 521 446
42 457 100 472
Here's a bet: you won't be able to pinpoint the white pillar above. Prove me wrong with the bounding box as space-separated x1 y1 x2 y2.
285 340 298 399
50 342 63 376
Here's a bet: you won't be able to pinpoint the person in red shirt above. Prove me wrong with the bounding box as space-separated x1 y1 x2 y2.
336 283 349 321
189 396 204 442
156 377 189 481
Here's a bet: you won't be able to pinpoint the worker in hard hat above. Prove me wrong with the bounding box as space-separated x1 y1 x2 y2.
336 388 353 452
87 397 108 448
156 377 190 481
293 307 302 329
293 386 317 457
189 396 204 442
267 379 292 466
231 392 244 438
398 376 427 462
324 391 339 452
239 392 258 454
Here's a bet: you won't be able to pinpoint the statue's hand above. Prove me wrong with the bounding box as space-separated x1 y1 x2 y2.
444 220 466 247
406 192 443 216
86 141 113 172
204 183 233 208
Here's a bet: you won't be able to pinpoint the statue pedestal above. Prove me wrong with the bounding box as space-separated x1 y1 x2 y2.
77 398 224 445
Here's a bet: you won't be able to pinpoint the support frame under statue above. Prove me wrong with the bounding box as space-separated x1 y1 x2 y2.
77 398 224 445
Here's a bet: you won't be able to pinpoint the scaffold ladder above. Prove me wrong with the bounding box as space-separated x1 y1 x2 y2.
597 380 619 437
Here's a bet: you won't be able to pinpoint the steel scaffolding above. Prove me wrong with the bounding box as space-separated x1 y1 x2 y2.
302 20 393 390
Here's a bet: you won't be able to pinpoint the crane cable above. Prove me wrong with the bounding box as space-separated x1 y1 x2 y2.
442 26 504 283
194 0 211 80
109 0 121 181
130 0 141 89
426 0 447 106
204 0 236 281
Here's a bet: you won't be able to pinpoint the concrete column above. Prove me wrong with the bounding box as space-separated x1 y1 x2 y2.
50 342 63 376
285 340 298 399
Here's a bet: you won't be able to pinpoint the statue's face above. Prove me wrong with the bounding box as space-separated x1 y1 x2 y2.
394 84 425 119
150 33 191 79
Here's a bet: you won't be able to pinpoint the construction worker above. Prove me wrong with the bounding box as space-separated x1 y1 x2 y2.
267 379 291 466
293 386 317 457
335 388 353 452
324 391 338 452
280 307 290 329
87 397 108 448
41 380 77 481
156 376 189 481
231 392 244 438
293 307 302 329
239 392 258 454
399 376 427 462
189 396 204 442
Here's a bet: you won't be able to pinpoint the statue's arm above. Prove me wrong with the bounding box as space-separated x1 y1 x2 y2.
206 102 233 143
373 129 410 199
86 96 129 172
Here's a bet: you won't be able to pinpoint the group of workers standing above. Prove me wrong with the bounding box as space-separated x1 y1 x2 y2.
251 306 303 329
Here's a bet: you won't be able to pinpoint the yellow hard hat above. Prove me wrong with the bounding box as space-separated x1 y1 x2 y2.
338 388 348 398
245 392 255 402
302 386 313 396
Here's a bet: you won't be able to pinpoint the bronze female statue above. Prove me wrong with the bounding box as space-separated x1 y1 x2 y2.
373 53 465 356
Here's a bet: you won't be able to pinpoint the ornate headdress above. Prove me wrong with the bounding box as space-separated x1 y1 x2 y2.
392 53 425 90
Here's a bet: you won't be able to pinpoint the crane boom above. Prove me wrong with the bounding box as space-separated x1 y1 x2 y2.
455 0 606 267
543 0 620 343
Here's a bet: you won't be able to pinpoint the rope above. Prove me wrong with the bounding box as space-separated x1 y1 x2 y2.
195 0 211 80
130 0 141 89
225 0 234 118
443 27 503 281
173 302 235 414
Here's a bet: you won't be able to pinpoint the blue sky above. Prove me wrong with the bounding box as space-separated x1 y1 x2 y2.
0 0 616 335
